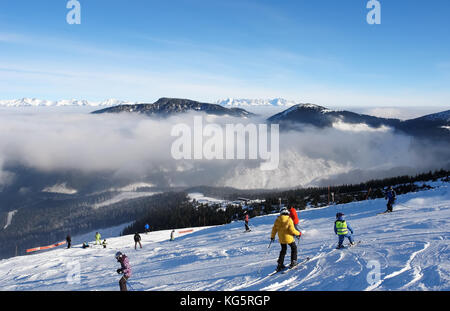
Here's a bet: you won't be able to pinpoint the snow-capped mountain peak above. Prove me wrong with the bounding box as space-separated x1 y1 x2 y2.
216 98 298 107
0 98 136 107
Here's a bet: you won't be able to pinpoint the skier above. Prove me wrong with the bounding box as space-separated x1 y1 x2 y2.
270 207 301 272
334 212 355 249
244 211 250 232
385 186 396 213
102 239 107 249
170 230 175 241
82 242 89 249
289 206 301 233
95 232 101 245
66 234 72 249
144 223 150 234
134 232 142 250
115 251 132 291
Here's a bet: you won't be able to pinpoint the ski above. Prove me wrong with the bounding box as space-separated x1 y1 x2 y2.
336 240 362 249
348 240 362 247
281 257 310 274
377 210 395 215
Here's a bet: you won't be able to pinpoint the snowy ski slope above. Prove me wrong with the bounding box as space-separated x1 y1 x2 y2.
0 182 448 291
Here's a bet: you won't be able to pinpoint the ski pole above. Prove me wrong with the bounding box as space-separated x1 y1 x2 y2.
126 280 135 291
397 203 413 209
257 240 273 276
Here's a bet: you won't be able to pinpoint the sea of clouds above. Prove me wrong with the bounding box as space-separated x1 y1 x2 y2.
0 107 448 190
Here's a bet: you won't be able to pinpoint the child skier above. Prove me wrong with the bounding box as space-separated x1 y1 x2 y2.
244 211 250 232
289 206 300 232
334 213 355 249
170 230 175 241
144 224 150 234
385 186 396 212
115 251 132 291
95 232 101 245
271 207 301 271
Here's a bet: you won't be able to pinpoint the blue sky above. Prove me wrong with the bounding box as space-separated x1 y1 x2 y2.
0 0 449 107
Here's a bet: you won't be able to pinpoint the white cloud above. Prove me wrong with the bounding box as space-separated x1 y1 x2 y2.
0 109 447 190
332 120 391 133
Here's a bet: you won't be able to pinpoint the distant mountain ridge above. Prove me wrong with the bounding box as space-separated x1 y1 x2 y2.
267 103 450 140
267 103 400 127
92 97 254 118
0 98 135 107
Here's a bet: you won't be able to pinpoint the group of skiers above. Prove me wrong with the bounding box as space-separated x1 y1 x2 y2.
267 187 396 272
63 224 178 291
64 187 397 290
66 232 109 250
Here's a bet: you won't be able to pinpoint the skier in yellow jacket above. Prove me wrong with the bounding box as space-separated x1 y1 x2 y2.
271 207 301 271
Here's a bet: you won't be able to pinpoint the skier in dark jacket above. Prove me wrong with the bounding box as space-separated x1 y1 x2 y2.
115 251 132 291
134 232 142 250
66 234 72 249
385 187 396 212
334 213 355 249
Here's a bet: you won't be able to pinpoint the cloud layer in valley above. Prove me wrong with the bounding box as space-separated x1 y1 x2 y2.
0 109 448 190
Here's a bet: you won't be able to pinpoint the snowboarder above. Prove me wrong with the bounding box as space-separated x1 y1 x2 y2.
170 230 175 241
289 206 301 233
94 232 101 245
144 223 150 234
115 251 132 291
270 207 301 272
385 186 396 212
244 211 250 232
134 232 142 250
102 239 107 248
66 234 72 249
82 242 89 249
334 212 355 249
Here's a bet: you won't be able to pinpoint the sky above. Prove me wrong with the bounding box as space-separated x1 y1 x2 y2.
0 0 449 108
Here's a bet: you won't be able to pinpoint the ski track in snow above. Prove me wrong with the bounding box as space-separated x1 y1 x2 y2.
3 210 17 229
0 182 449 291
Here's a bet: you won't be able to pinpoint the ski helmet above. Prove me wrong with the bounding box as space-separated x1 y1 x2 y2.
336 212 344 218
115 251 123 260
280 207 289 215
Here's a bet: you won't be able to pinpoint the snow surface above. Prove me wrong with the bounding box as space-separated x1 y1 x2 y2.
92 191 161 209
0 183 448 291
42 183 78 195
3 210 17 230
187 193 226 204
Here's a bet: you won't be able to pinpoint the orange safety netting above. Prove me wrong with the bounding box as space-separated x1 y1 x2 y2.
26 241 66 253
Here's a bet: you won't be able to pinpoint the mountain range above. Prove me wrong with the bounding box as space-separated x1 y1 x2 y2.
2 96 447 139
92 97 254 118
90 97 449 140
0 98 135 107
267 103 450 139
